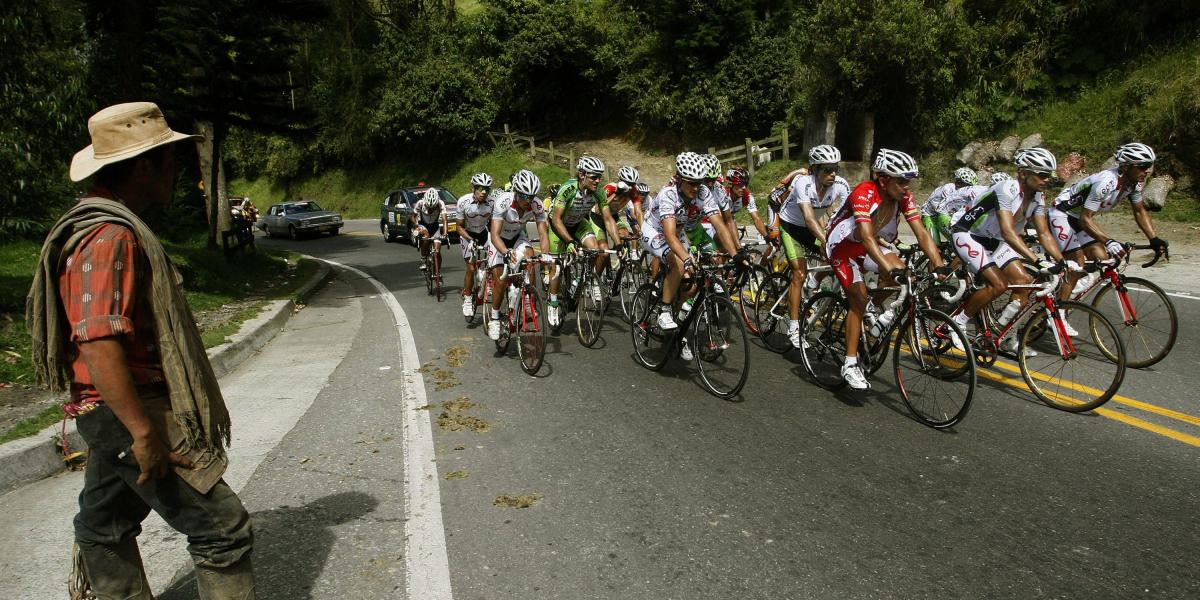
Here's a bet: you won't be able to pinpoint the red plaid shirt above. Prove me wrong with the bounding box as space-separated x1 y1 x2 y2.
59 189 164 408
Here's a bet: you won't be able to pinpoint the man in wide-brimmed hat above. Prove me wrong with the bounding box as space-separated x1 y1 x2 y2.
27 102 256 599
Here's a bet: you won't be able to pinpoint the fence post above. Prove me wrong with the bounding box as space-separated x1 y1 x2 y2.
708 146 716 156
568 146 575 170
548 141 555 165
529 136 536 158
744 138 755 177
781 127 790 162
503 123 512 148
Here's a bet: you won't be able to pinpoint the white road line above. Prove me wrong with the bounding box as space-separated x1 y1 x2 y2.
318 259 454 600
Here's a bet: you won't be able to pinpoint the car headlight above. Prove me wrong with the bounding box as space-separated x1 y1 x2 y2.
333 216 342 222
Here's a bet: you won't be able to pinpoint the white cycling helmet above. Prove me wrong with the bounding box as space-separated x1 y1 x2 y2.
872 148 919 179
989 172 1012 185
470 172 493 187
1014 147 1057 174
511 169 541 196
576 155 606 175
1114 142 1156 166
953 167 978 186
424 187 441 202
702 154 721 179
635 182 650 195
617 165 640 184
808 144 841 165
676 151 708 181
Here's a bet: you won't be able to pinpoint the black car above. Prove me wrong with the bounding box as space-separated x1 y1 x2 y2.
380 186 459 243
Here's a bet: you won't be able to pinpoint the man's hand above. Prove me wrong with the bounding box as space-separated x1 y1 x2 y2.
1104 239 1126 258
1150 237 1169 252
131 435 193 485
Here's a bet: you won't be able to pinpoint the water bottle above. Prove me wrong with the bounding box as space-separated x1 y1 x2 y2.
508 284 520 313
998 300 1021 328
870 308 895 338
678 297 696 320
568 272 579 298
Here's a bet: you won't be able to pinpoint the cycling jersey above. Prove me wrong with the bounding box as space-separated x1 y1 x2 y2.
603 182 641 215
707 182 732 213
457 192 494 234
413 193 446 224
490 191 546 241
826 180 920 248
552 179 608 228
940 185 987 218
643 183 719 237
951 180 1044 241
920 183 957 217
725 185 758 214
1052 167 1142 216
780 173 850 228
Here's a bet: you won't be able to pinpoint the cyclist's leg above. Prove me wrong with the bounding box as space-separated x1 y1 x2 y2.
951 232 1005 318
462 237 475 294
1049 210 1086 301
546 224 571 299
829 242 866 360
779 222 808 322
486 240 508 313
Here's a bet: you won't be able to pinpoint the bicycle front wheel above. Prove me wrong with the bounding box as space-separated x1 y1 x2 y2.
577 272 604 347
618 260 647 323
799 291 850 390
630 284 671 371
1019 301 1125 412
692 295 751 399
517 285 545 375
755 272 792 353
1090 276 1177 368
893 308 975 429
734 265 768 336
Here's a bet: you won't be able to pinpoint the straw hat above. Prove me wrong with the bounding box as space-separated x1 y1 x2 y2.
69 102 202 182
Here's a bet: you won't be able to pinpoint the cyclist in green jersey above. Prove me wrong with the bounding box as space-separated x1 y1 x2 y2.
547 155 620 327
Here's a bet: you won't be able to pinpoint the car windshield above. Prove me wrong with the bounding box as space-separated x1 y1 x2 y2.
285 202 323 214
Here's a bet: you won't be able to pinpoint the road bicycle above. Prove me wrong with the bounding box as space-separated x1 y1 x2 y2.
798 255 976 429
609 234 650 323
574 247 618 347
629 252 751 399
417 234 446 302
1066 243 1175 368
486 254 553 375
463 242 491 324
754 256 835 354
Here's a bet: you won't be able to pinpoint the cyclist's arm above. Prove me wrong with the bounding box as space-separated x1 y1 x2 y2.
536 220 550 255
708 213 740 257
856 221 891 271
905 217 945 270
600 204 621 247
489 218 508 255
550 204 574 244
662 218 689 265
1077 208 1110 245
1030 212 1065 263
1131 201 1157 241
997 210 1040 264
799 202 826 245
440 207 449 240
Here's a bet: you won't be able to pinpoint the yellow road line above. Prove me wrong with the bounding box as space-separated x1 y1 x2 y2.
1093 408 1200 447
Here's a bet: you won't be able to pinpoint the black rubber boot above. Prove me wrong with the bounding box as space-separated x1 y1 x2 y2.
75 539 153 600
195 556 256 600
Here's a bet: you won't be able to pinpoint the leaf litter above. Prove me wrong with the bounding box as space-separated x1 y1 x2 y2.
494 493 540 509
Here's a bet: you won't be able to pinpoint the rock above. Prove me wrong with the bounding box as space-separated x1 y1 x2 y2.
1056 152 1086 181
1064 171 1087 186
998 135 1021 161
1142 175 1175 211
957 140 999 169
1019 133 1043 150
956 141 984 166
1100 156 1118 170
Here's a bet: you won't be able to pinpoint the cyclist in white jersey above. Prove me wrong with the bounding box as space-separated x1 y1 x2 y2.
486 170 550 340
1048 142 1167 304
778 145 850 348
641 152 740 335
920 167 977 245
458 172 495 317
949 148 1066 351
412 187 449 271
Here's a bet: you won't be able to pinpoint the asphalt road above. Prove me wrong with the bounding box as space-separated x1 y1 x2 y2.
259 219 1199 599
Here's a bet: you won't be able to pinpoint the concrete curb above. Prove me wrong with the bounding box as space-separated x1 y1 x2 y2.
0 260 334 495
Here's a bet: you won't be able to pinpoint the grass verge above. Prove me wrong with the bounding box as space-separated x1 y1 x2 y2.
0 405 62 445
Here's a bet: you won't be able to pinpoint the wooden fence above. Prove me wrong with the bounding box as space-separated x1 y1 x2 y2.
487 123 802 181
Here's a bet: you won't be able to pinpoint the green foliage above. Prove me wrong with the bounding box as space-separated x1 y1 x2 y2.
0 406 63 445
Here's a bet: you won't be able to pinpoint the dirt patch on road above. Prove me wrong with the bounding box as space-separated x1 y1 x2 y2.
445 345 470 367
493 493 540 509
435 396 489 432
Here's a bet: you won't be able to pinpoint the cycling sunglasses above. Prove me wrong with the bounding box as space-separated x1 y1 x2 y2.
516 192 536 201
583 173 603 181
473 185 491 193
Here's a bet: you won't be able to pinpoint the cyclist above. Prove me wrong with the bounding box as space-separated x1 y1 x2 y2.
948 148 1066 352
824 149 947 389
597 165 643 248
629 181 652 236
698 155 736 252
487 170 550 341
641 152 741 360
412 187 449 275
778 145 851 348
458 172 495 317
547 156 620 327
724 167 768 243
942 171 1004 227
920 167 978 246
1048 143 1167 316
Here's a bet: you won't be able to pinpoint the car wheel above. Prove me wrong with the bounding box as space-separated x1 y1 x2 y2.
289 225 300 240
262 226 272 239
330 228 340 236
382 222 394 242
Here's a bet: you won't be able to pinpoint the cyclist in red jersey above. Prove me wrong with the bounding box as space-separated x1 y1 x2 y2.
823 149 946 389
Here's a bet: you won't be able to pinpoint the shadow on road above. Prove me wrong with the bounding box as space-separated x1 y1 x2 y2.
157 491 379 600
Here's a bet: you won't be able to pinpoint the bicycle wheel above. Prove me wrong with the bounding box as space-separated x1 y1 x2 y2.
755 272 793 353
549 264 570 335
517 285 545 375
799 291 850 390
692 295 751 399
1090 276 1177 368
577 271 604 348
630 284 672 371
618 260 647 323
424 258 434 296
893 308 975 429
734 265 768 336
1019 301 1125 412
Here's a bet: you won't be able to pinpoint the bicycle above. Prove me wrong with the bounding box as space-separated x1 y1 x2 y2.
629 252 751 399
487 254 552 375
418 234 446 302
799 264 977 429
576 247 617 347
934 261 1127 412
609 234 650 323
463 242 491 325
755 256 835 354
1067 242 1175 368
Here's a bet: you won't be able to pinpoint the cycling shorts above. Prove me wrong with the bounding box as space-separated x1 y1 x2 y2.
951 232 1022 276
1047 209 1100 254
779 219 820 262
461 228 489 261
590 210 632 235
688 226 716 253
485 234 532 269
416 220 443 238
827 241 894 288
548 218 605 253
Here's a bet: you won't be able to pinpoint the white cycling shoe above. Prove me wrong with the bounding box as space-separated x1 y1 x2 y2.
547 304 561 328
590 283 604 304
487 320 501 341
841 363 869 390
462 296 475 317
1002 336 1037 358
657 310 679 331
788 324 805 349
1060 319 1079 337
680 337 693 361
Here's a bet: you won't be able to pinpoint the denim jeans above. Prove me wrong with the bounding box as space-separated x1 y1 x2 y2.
73 399 253 568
